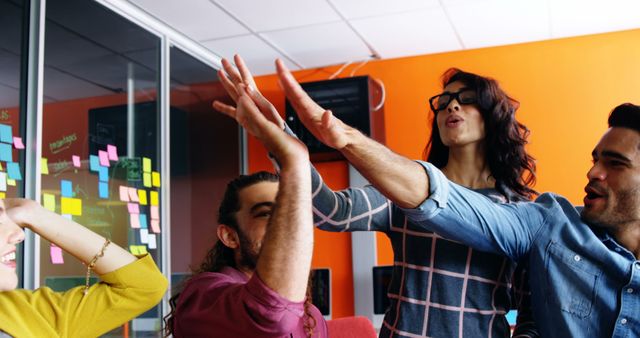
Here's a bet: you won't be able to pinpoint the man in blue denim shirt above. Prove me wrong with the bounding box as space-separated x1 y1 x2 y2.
401 103 640 337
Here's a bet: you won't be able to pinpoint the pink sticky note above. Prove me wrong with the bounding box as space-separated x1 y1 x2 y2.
50 245 64 264
150 219 161 233
127 203 139 214
98 150 110 167
130 214 141 229
119 186 129 202
13 137 25 149
72 155 81 168
150 205 159 220
128 187 139 202
107 144 118 161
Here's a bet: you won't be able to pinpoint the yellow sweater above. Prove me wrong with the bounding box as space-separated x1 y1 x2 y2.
0 255 168 338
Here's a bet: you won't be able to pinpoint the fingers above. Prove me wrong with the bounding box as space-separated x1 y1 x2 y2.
275 59 322 119
221 58 243 86
218 69 239 102
212 100 236 117
234 54 257 89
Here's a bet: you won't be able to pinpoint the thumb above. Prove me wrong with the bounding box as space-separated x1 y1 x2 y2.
322 110 334 129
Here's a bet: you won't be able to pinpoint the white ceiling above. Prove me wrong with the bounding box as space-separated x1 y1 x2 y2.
129 0 640 75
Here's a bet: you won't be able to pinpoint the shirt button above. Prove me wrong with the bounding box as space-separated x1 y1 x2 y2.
627 288 634 294
615 247 621 252
574 255 581 262
621 318 628 325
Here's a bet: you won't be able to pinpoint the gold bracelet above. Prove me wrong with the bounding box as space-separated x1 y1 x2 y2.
84 238 111 296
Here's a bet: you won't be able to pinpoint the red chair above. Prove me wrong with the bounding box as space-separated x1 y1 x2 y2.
327 316 377 338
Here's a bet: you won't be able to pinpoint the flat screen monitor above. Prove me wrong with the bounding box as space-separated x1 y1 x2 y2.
311 268 331 316
372 265 393 315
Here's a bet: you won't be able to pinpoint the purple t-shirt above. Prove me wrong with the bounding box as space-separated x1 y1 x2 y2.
173 267 328 337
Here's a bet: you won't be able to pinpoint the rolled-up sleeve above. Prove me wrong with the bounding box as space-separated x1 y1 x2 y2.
399 161 450 221
400 161 547 261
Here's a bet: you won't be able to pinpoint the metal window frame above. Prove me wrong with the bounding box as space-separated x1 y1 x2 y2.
22 0 46 290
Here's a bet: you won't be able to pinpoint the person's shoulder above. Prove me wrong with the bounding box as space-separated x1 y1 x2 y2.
184 269 247 290
532 192 582 220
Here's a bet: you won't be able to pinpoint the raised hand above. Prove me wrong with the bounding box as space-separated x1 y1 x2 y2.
220 83 308 165
275 59 352 150
213 55 284 129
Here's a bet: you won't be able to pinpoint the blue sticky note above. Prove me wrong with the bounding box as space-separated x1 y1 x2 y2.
60 180 73 197
0 143 12 162
6 162 21 180
98 182 108 199
98 166 109 182
0 124 12 144
89 155 99 172
139 214 148 229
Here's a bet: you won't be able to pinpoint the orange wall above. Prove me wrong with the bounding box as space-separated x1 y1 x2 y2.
249 28 640 317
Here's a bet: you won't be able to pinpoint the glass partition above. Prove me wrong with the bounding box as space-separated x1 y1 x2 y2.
40 0 162 334
169 46 239 292
0 0 28 286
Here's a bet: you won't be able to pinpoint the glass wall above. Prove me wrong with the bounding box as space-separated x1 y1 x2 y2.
0 0 27 286
169 46 239 291
40 0 162 334
1 0 241 335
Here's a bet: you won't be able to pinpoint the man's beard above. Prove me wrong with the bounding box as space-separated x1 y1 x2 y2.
237 230 260 271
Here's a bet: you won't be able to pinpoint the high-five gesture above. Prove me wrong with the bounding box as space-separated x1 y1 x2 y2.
213 55 284 130
219 83 307 165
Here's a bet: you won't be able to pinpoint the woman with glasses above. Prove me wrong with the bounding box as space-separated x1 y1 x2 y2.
214 56 538 337
0 198 167 337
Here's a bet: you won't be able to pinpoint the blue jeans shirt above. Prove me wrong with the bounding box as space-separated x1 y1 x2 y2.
403 161 640 338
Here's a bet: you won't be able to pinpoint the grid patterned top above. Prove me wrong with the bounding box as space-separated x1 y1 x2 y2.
310 167 537 338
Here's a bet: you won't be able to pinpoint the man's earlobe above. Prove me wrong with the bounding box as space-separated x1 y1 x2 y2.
217 224 239 249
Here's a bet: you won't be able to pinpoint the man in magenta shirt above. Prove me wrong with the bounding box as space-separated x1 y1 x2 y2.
166 59 327 337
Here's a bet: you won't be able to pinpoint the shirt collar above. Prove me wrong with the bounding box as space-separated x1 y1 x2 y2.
592 226 636 259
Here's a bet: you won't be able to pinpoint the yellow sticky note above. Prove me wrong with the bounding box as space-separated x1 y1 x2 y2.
138 245 148 255
143 172 151 188
41 158 49 174
6 179 15 186
150 191 159 206
0 192 5 199
60 197 82 215
129 245 139 255
138 189 147 205
152 171 161 187
42 193 56 212
142 157 151 173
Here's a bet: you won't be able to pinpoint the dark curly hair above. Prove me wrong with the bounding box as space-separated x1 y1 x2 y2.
424 68 537 200
163 171 317 337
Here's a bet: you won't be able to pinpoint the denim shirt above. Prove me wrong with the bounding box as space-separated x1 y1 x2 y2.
402 161 640 338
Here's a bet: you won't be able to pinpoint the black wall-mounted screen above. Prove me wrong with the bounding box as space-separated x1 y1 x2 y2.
373 265 393 314
285 76 372 162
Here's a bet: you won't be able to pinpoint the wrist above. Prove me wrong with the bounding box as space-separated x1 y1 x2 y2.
10 200 40 230
339 126 362 153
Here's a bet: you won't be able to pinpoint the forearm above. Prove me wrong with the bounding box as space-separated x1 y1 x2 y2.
23 204 135 274
341 127 429 209
256 159 313 302
311 164 392 232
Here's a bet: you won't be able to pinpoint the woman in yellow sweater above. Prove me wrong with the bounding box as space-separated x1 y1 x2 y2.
0 198 168 337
